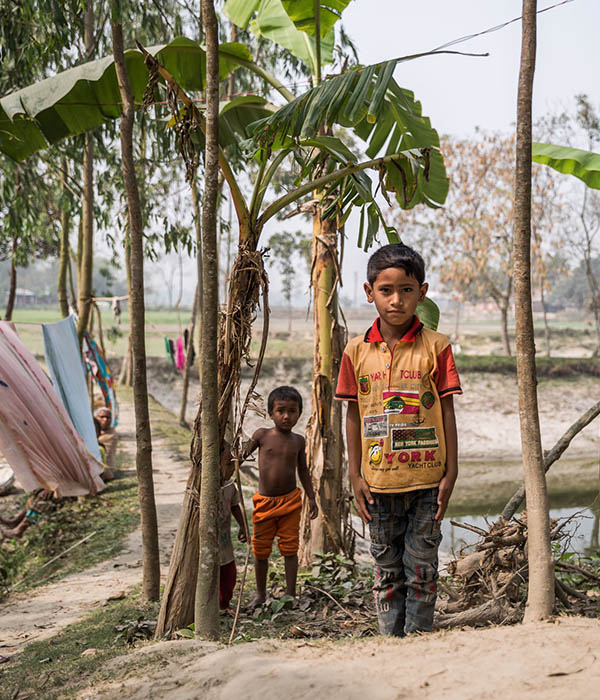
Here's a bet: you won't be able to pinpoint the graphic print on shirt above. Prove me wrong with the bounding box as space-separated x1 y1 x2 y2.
391 426 439 451
358 374 371 395
382 389 420 415
368 440 383 465
421 391 435 409
363 413 388 438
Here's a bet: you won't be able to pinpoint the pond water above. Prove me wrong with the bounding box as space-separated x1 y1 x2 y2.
442 497 600 559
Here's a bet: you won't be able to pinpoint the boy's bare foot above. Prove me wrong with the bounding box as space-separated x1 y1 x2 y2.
247 595 266 611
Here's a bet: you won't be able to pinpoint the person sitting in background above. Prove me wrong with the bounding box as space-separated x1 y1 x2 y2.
94 407 117 480
0 489 58 540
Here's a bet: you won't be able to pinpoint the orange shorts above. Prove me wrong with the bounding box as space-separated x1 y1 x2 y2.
251 488 302 560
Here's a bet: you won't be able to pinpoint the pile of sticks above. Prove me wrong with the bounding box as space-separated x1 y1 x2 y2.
435 512 600 629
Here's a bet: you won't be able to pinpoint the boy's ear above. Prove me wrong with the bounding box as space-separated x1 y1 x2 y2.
364 282 374 303
419 282 429 301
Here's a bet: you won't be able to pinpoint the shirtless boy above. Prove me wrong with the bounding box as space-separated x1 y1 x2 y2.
244 386 318 607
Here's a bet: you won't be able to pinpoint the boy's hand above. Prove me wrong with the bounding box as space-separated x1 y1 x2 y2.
308 498 318 519
351 476 373 523
238 528 248 543
435 473 456 522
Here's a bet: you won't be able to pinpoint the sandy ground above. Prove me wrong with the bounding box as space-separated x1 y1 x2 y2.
80 617 600 700
0 400 189 656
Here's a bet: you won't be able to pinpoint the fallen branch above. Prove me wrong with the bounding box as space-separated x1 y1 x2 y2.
303 583 356 619
9 531 96 591
501 399 600 520
555 560 600 585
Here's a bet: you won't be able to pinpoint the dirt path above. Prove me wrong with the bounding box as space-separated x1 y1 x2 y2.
0 399 189 655
82 616 600 699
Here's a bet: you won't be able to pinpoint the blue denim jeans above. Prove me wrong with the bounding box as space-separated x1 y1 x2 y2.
367 487 442 636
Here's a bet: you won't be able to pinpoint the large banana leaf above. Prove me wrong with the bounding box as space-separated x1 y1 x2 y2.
224 0 335 72
249 60 449 210
280 0 352 38
0 38 253 161
532 142 600 190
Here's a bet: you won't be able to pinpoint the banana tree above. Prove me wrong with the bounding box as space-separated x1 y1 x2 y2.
225 0 449 564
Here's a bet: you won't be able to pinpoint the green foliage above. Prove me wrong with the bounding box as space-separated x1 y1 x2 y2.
533 142 600 190
225 0 337 73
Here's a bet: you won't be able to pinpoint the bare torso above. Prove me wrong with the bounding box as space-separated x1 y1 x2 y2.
251 427 304 497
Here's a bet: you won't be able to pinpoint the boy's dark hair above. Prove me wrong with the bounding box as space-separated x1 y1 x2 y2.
268 386 302 415
367 243 426 286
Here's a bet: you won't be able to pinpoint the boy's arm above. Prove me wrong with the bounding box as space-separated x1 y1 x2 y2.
240 428 264 462
231 504 248 542
437 394 458 522
347 401 373 523
296 436 318 519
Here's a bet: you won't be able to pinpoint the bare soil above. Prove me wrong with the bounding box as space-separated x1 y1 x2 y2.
80 617 600 699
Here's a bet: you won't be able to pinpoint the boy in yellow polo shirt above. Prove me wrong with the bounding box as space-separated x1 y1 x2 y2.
335 243 461 636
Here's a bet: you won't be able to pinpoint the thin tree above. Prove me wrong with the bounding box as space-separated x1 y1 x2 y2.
194 0 221 640
111 0 161 601
513 0 554 621
76 1 95 343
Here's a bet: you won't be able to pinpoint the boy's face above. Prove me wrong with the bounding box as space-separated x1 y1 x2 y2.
364 267 428 333
270 399 300 433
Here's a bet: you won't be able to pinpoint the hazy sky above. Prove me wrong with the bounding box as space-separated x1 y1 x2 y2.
150 0 600 308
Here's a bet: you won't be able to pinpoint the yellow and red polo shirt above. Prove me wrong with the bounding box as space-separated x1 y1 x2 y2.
335 315 462 493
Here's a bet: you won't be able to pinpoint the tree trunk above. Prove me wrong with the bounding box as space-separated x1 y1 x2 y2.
58 159 71 318
112 5 160 601
299 210 350 565
194 0 220 641
178 284 199 427
4 233 18 321
513 0 554 622
540 283 550 357
76 2 95 343
500 301 512 356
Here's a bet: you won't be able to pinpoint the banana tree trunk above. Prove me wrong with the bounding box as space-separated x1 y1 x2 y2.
298 209 351 566
155 216 262 637
513 0 554 622
112 7 160 602
58 160 71 318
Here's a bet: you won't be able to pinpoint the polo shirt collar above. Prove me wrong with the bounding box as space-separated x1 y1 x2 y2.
363 315 423 343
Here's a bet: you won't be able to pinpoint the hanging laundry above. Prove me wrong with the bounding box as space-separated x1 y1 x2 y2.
83 332 119 427
175 336 186 371
0 322 104 497
165 336 175 367
42 315 102 461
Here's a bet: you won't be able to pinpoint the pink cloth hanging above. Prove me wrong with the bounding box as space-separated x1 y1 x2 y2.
0 322 105 497
175 336 186 371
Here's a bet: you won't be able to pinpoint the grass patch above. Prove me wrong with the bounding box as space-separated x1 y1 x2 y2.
456 354 600 377
0 454 139 600
0 587 161 700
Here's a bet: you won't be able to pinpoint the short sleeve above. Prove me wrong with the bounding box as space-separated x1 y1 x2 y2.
434 344 462 397
335 350 358 401
230 483 240 507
